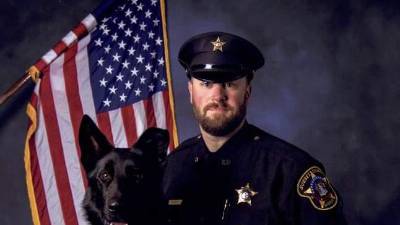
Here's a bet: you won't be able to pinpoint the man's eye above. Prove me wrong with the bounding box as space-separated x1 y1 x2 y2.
200 81 211 87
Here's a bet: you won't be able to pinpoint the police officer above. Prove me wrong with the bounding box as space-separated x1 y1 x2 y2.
162 31 347 225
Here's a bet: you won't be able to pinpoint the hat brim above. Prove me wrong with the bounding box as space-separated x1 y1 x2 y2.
188 52 250 82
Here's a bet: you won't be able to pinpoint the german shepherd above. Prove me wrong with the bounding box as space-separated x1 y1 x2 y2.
79 115 169 225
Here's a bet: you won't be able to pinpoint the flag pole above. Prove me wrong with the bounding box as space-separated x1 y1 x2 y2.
0 66 40 106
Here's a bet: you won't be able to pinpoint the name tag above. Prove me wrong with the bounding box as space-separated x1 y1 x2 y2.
168 199 183 206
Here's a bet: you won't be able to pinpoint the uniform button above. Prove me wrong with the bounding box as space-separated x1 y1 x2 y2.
194 156 199 163
254 135 260 141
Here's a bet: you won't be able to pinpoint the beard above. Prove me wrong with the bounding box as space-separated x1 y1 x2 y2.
193 100 247 136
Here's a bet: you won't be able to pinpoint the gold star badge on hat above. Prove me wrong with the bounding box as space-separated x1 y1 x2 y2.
235 183 258 206
211 37 226 52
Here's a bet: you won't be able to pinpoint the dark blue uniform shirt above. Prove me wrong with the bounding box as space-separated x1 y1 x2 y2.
162 123 347 225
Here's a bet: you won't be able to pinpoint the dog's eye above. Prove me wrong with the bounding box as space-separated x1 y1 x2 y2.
99 171 111 182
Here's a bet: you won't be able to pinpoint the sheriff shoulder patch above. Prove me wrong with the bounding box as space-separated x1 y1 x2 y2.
297 166 338 210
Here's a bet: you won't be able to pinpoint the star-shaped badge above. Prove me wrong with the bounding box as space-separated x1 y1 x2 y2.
211 37 226 52
235 183 258 206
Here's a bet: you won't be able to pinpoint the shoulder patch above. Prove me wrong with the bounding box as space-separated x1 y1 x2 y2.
297 166 338 210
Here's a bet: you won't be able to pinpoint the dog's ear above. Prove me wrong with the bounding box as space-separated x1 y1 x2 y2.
79 115 113 174
133 127 169 163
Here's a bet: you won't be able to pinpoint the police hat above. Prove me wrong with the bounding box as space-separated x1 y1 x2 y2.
178 31 264 83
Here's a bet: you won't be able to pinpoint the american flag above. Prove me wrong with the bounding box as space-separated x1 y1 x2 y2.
24 0 178 225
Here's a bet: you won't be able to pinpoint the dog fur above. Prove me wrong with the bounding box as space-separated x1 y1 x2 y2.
79 115 169 225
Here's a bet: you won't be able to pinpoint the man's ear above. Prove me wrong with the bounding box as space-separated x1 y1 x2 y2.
79 115 113 174
245 85 252 102
188 80 193 104
133 127 169 163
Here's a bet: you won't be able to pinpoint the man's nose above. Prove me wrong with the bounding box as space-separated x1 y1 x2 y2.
211 83 228 101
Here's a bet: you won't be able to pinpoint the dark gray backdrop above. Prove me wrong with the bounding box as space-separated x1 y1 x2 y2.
0 0 399 224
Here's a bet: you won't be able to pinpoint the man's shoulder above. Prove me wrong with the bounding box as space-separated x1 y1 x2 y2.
247 124 321 166
168 135 202 157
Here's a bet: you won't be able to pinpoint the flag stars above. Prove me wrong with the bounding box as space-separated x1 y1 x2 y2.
125 8 133 17
150 51 157 58
118 40 127 49
148 83 155 92
133 34 141 43
97 57 105 66
160 79 167 86
139 22 147 31
135 88 142 96
151 0 157 6
158 57 165 66
153 70 159 78
145 63 153 71
106 65 114 74
99 23 108 31
136 55 144 63
95 38 103 46
102 17 111 23
130 16 138 24
125 28 133 37
103 98 111 107
120 93 127 102
142 42 150 51
116 73 124 81
131 0 138 5
128 47 136 55
112 53 121 62
145 10 152 18
111 33 119 41
125 80 133 89
140 76 146 84
153 18 160 26
102 27 111 35
122 60 130 69
109 85 118 94
99 78 107 87
118 20 126 29
104 45 111 54
137 3 144 11
155 37 163 45
130 67 139 76
148 31 155 39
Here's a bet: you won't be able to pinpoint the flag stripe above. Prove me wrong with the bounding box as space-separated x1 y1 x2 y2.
26 95 52 225
109 109 128 147
97 112 114 145
41 67 79 225
121 105 137 147
143 98 156 128
49 55 86 225
35 92 66 225
153 91 167 129
63 43 88 188
163 90 176 150
76 36 97 121
133 101 146 136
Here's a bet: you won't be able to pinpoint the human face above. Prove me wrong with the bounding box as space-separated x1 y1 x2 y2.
188 76 251 136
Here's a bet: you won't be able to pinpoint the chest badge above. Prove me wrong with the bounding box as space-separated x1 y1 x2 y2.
235 183 258 206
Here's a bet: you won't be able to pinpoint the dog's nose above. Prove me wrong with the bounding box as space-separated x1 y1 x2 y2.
108 201 120 212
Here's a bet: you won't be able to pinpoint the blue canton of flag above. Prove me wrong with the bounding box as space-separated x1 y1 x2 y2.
89 0 167 113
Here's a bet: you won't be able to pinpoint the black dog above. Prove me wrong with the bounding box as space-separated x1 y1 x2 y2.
79 115 169 225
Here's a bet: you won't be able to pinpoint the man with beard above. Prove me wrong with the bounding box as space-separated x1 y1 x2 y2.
162 32 347 225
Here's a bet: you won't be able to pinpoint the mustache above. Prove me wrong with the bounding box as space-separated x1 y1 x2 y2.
203 102 232 112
